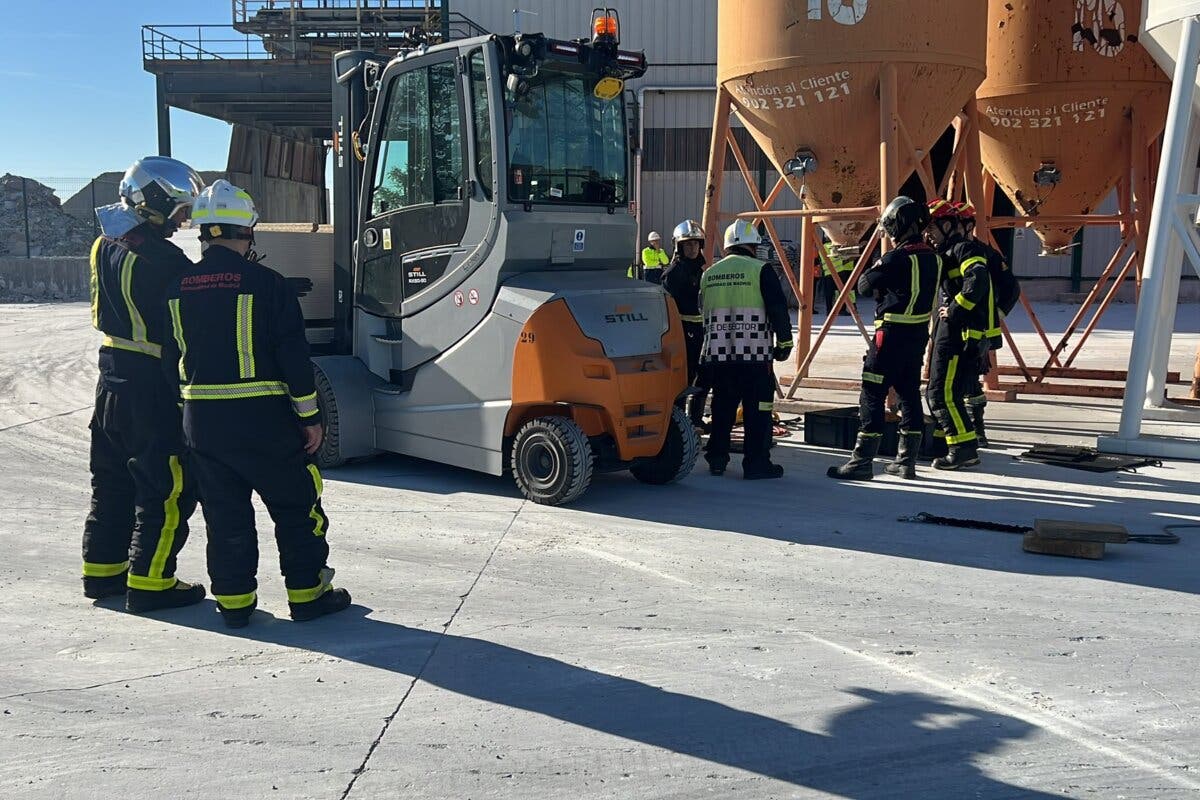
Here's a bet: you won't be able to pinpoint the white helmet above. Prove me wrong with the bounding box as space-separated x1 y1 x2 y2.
191 179 260 237
648 231 662 242
95 156 204 237
723 220 762 250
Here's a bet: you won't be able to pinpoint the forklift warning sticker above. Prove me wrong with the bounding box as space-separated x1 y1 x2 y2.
383 228 393 251
453 291 464 307
468 289 479 305
574 229 586 252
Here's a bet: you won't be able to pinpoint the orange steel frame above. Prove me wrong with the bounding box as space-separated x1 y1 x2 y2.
700 69 982 400
701 83 1176 402
973 106 1181 399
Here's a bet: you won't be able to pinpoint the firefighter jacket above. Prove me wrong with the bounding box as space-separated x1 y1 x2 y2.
939 235 997 345
162 245 321 425
700 254 792 363
662 253 706 323
858 241 943 330
89 227 193 360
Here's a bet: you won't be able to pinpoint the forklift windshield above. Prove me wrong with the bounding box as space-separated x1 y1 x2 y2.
505 65 628 206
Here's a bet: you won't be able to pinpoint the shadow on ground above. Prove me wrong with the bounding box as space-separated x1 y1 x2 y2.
329 446 1199 595
143 603 1064 798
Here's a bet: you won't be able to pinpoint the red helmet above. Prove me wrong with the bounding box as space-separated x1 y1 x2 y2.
928 198 958 220
954 201 977 222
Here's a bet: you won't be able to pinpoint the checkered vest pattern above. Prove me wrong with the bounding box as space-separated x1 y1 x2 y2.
700 254 771 363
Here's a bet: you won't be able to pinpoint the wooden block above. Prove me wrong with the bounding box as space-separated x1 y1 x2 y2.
1033 519 1129 544
1023 533 1106 560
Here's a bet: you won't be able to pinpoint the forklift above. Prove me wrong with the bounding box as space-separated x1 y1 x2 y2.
259 9 699 505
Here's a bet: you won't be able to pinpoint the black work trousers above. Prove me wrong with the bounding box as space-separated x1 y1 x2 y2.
965 345 991 409
184 398 329 611
83 351 196 590
926 323 979 446
705 360 776 470
822 271 855 315
860 324 928 436
675 321 710 426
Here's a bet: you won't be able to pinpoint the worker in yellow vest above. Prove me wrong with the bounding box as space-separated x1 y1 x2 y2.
821 240 856 316
640 231 670 285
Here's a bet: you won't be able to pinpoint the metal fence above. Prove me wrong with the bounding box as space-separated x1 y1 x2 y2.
1 177 105 258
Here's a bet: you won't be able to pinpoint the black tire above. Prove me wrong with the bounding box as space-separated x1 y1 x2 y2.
312 363 344 469
510 416 594 505
630 406 700 485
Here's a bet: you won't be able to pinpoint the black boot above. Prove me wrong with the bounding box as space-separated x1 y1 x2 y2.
884 431 922 479
126 580 206 613
744 462 784 480
933 439 981 471
826 434 881 481
970 403 989 448
290 587 352 622
83 571 128 600
219 599 258 629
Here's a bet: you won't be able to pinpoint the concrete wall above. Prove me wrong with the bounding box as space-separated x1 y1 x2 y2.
0 257 89 301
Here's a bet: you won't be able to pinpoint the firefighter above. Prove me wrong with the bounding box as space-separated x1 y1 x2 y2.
954 201 1019 448
162 181 350 628
640 231 670 285
662 219 709 431
701 220 793 479
924 199 993 470
82 156 206 612
821 239 856 316
828 197 940 481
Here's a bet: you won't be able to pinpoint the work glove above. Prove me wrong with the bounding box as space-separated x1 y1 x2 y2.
772 343 793 362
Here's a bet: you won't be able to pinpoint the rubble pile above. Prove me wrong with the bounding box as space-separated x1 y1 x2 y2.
0 174 96 258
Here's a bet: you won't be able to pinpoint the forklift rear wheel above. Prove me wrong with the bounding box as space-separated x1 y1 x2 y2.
312 363 344 469
511 416 594 506
630 406 700 485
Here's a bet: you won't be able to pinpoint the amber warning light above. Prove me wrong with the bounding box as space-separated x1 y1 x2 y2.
592 8 619 43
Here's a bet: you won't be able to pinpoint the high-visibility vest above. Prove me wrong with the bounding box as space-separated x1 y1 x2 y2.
700 254 773 363
641 246 670 270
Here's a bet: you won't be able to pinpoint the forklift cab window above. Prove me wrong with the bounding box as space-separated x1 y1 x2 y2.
370 68 432 216
469 49 493 199
506 66 627 206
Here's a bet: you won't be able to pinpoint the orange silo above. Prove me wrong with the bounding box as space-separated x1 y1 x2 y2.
712 0 988 245
977 0 1170 252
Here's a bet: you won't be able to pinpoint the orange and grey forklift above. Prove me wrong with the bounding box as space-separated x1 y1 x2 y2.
273 10 698 504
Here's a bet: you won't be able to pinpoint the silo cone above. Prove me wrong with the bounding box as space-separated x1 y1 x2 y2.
978 0 1170 253
717 0 987 245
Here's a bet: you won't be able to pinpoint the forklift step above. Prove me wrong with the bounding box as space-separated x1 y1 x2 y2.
372 335 403 345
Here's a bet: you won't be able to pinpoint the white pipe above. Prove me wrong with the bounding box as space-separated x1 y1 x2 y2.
634 84 715 265
1118 14 1200 438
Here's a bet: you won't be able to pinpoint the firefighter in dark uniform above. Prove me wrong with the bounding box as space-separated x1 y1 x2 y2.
828 197 940 481
82 156 206 612
701 220 793 479
662 219 709 431
925 199 993 470
162 181 350 628
955 201 1018 448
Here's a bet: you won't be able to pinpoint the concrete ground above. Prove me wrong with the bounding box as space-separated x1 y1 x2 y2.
2 301 1199 800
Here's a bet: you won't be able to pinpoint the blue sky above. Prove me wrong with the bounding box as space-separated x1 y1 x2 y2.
0 1 234 195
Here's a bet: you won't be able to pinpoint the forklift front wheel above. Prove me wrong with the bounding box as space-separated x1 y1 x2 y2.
630 406 701 485
312 363 344 469
510 416 594 506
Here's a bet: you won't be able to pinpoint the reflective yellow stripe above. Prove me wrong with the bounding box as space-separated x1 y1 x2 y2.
291 391 319 419
213 208 255 219
307 464 327 537
234 191 254 201
679 314 704 323
758 401 773 411
860 432 883 438
963 329 985 340
944 355 969 438
180 381 288 400
776 340 793 347
236 293 255 379
954 293 976 311
961 256 988 270
119 251 148 344
168 298 187 380
882 312 931 324
946 430 977 445
215 591 257 610
903 254 920 318
102 335 162 358
287 583 332 603
143 455 184 581
947 267 962 279
82 560 128 577
127 574 178 591
862 371 884 384
89 237 103 330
